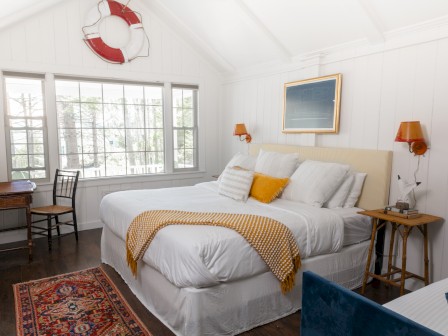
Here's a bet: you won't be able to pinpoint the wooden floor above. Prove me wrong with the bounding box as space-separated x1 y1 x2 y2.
0 228 403 336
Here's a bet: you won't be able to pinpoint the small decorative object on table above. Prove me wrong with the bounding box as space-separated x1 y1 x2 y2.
396 174 420 210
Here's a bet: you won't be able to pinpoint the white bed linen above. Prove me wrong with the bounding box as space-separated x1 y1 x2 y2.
384 278 448 335
101 225 370 336
100 181 344 288
330 207 372 246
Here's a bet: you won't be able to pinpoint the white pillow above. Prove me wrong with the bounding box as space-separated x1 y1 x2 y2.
219 153 257 181
324 174 354 208
254 149 299 178
218 167 254 202
343 172 367 208
281 160 350 207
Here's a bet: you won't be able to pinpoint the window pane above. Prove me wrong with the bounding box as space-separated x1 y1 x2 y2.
57 102 81 129
127 152 146 175
184 149 194 168
5 78 44 117
104 104 124 128
12 171 30 179
12 155 28 169
147 152 164 173
10 119 26 128
30 170 46 179
60 154 82 170
29 155 45 168
173 108 183 127
80 82 102 102
147 129 164 152
106 153 126 176
105 129 125 152
28 130 44 144
55 81 79 102
12 144 27 155
124 85 144 105
28 119 43 128
58 129 82 154
174 149 184 169
126 129 145 152
81 103 103 128
125 105 145 128
182 90 193 108
83 153 105 178
172 89 182 108
145 86 163 105
103 84 123 104
11 130 27 144
145 106 163 129
28 144 45 155
183 108 194 127
82 129 105 153
174 129 185 149
184 129 194 148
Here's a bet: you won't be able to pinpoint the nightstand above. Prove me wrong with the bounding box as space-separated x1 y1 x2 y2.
359 209 442 296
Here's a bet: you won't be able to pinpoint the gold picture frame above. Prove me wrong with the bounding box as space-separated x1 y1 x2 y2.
283 74 342 133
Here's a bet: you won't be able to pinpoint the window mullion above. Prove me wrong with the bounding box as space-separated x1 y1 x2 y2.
164 82 174 174
44 73 57 181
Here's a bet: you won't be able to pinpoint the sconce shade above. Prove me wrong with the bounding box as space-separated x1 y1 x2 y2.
395 121 425 143
233 123 252 143
395 121 427 155
234 123 248 136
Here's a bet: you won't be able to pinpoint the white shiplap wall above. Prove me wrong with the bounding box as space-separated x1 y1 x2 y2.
221 39 448 289
0 0 222 243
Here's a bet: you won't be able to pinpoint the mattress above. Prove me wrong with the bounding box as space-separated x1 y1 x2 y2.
100 181 345 288
331 207 372 246
384 277 448 335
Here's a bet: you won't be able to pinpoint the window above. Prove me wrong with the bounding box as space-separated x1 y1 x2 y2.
4 75 48 180
172 85 198 170
55 79 164 178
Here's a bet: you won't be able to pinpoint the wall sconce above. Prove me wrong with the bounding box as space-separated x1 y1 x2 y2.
395 121 427 155
233 123 252 143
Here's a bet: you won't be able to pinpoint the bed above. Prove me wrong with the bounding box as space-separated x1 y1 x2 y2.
300 271 441 336
384 277 448 335
100 144 392 336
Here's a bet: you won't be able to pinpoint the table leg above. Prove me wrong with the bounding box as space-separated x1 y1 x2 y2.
423 224 429 286
387 223 397 281
362 217 378 294
400 226 410 296
26 205 33 261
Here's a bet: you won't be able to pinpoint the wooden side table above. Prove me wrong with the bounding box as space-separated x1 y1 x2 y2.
359 209 442 296
0 181 34 261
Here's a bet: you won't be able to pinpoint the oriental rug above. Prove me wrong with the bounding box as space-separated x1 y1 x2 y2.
13 267 151 336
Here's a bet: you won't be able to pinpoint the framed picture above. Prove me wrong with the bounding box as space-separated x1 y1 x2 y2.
283 74 342 133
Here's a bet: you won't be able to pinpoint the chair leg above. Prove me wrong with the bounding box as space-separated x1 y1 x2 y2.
73 211 79 242
55 215 60 236
47 216 52 251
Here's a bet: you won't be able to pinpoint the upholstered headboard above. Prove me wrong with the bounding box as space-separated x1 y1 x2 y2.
249 144 392 210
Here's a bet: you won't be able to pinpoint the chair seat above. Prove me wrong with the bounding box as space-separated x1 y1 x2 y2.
31 205 73 215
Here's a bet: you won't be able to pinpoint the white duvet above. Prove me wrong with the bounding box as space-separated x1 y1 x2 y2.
100 181 344 288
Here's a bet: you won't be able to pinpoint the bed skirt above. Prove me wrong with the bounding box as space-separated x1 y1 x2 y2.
101 225 371 336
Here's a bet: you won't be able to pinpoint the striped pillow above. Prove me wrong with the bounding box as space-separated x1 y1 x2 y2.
218 167 254 202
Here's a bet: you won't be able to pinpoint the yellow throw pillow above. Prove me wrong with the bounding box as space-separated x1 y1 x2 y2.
250 173 289 203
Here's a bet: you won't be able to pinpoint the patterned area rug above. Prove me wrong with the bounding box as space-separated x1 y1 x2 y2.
14 267 151 336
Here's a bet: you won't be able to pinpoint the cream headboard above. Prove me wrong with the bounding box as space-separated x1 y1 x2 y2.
249 144 392 210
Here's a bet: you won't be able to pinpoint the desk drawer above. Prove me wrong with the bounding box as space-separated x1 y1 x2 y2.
0 194 31 209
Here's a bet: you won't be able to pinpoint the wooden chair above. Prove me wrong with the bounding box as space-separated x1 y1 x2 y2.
31 169 80 250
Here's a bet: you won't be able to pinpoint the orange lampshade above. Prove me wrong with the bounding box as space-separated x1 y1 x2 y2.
395 121 427 155
233 123 252 143
395 121 424 143
234 123 248 136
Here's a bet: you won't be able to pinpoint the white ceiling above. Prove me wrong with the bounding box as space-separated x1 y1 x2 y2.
2 0 448 74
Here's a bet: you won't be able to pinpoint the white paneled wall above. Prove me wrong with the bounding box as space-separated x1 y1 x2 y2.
0 0 222 243
221 39 448 288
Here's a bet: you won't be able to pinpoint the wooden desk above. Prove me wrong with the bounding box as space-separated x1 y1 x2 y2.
0 181 34 260
359 209 442 296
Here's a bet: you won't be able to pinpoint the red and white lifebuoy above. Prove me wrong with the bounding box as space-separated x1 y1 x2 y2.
83 0 146 64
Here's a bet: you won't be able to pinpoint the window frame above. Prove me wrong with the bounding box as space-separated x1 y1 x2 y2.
172 84 199 172
3 72 50 181
54 76 166 179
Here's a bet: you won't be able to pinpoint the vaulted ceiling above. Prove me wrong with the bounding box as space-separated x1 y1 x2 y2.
2 0 448 74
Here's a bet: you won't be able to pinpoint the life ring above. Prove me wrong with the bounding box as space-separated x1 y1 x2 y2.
83 0 146 64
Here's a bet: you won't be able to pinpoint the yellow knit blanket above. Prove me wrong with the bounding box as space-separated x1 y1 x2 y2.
126 210 301 293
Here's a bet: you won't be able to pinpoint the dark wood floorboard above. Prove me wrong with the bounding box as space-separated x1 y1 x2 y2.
0 228 403 336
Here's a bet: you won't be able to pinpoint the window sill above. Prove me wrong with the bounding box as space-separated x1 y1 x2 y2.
34 171 207 190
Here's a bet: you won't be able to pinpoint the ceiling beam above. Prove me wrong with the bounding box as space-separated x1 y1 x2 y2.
0 0 66 31
141 0 235 74
356 0 385 43
234 0 293 62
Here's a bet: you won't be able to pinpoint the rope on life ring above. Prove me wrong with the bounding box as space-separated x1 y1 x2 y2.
82 0 149 64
